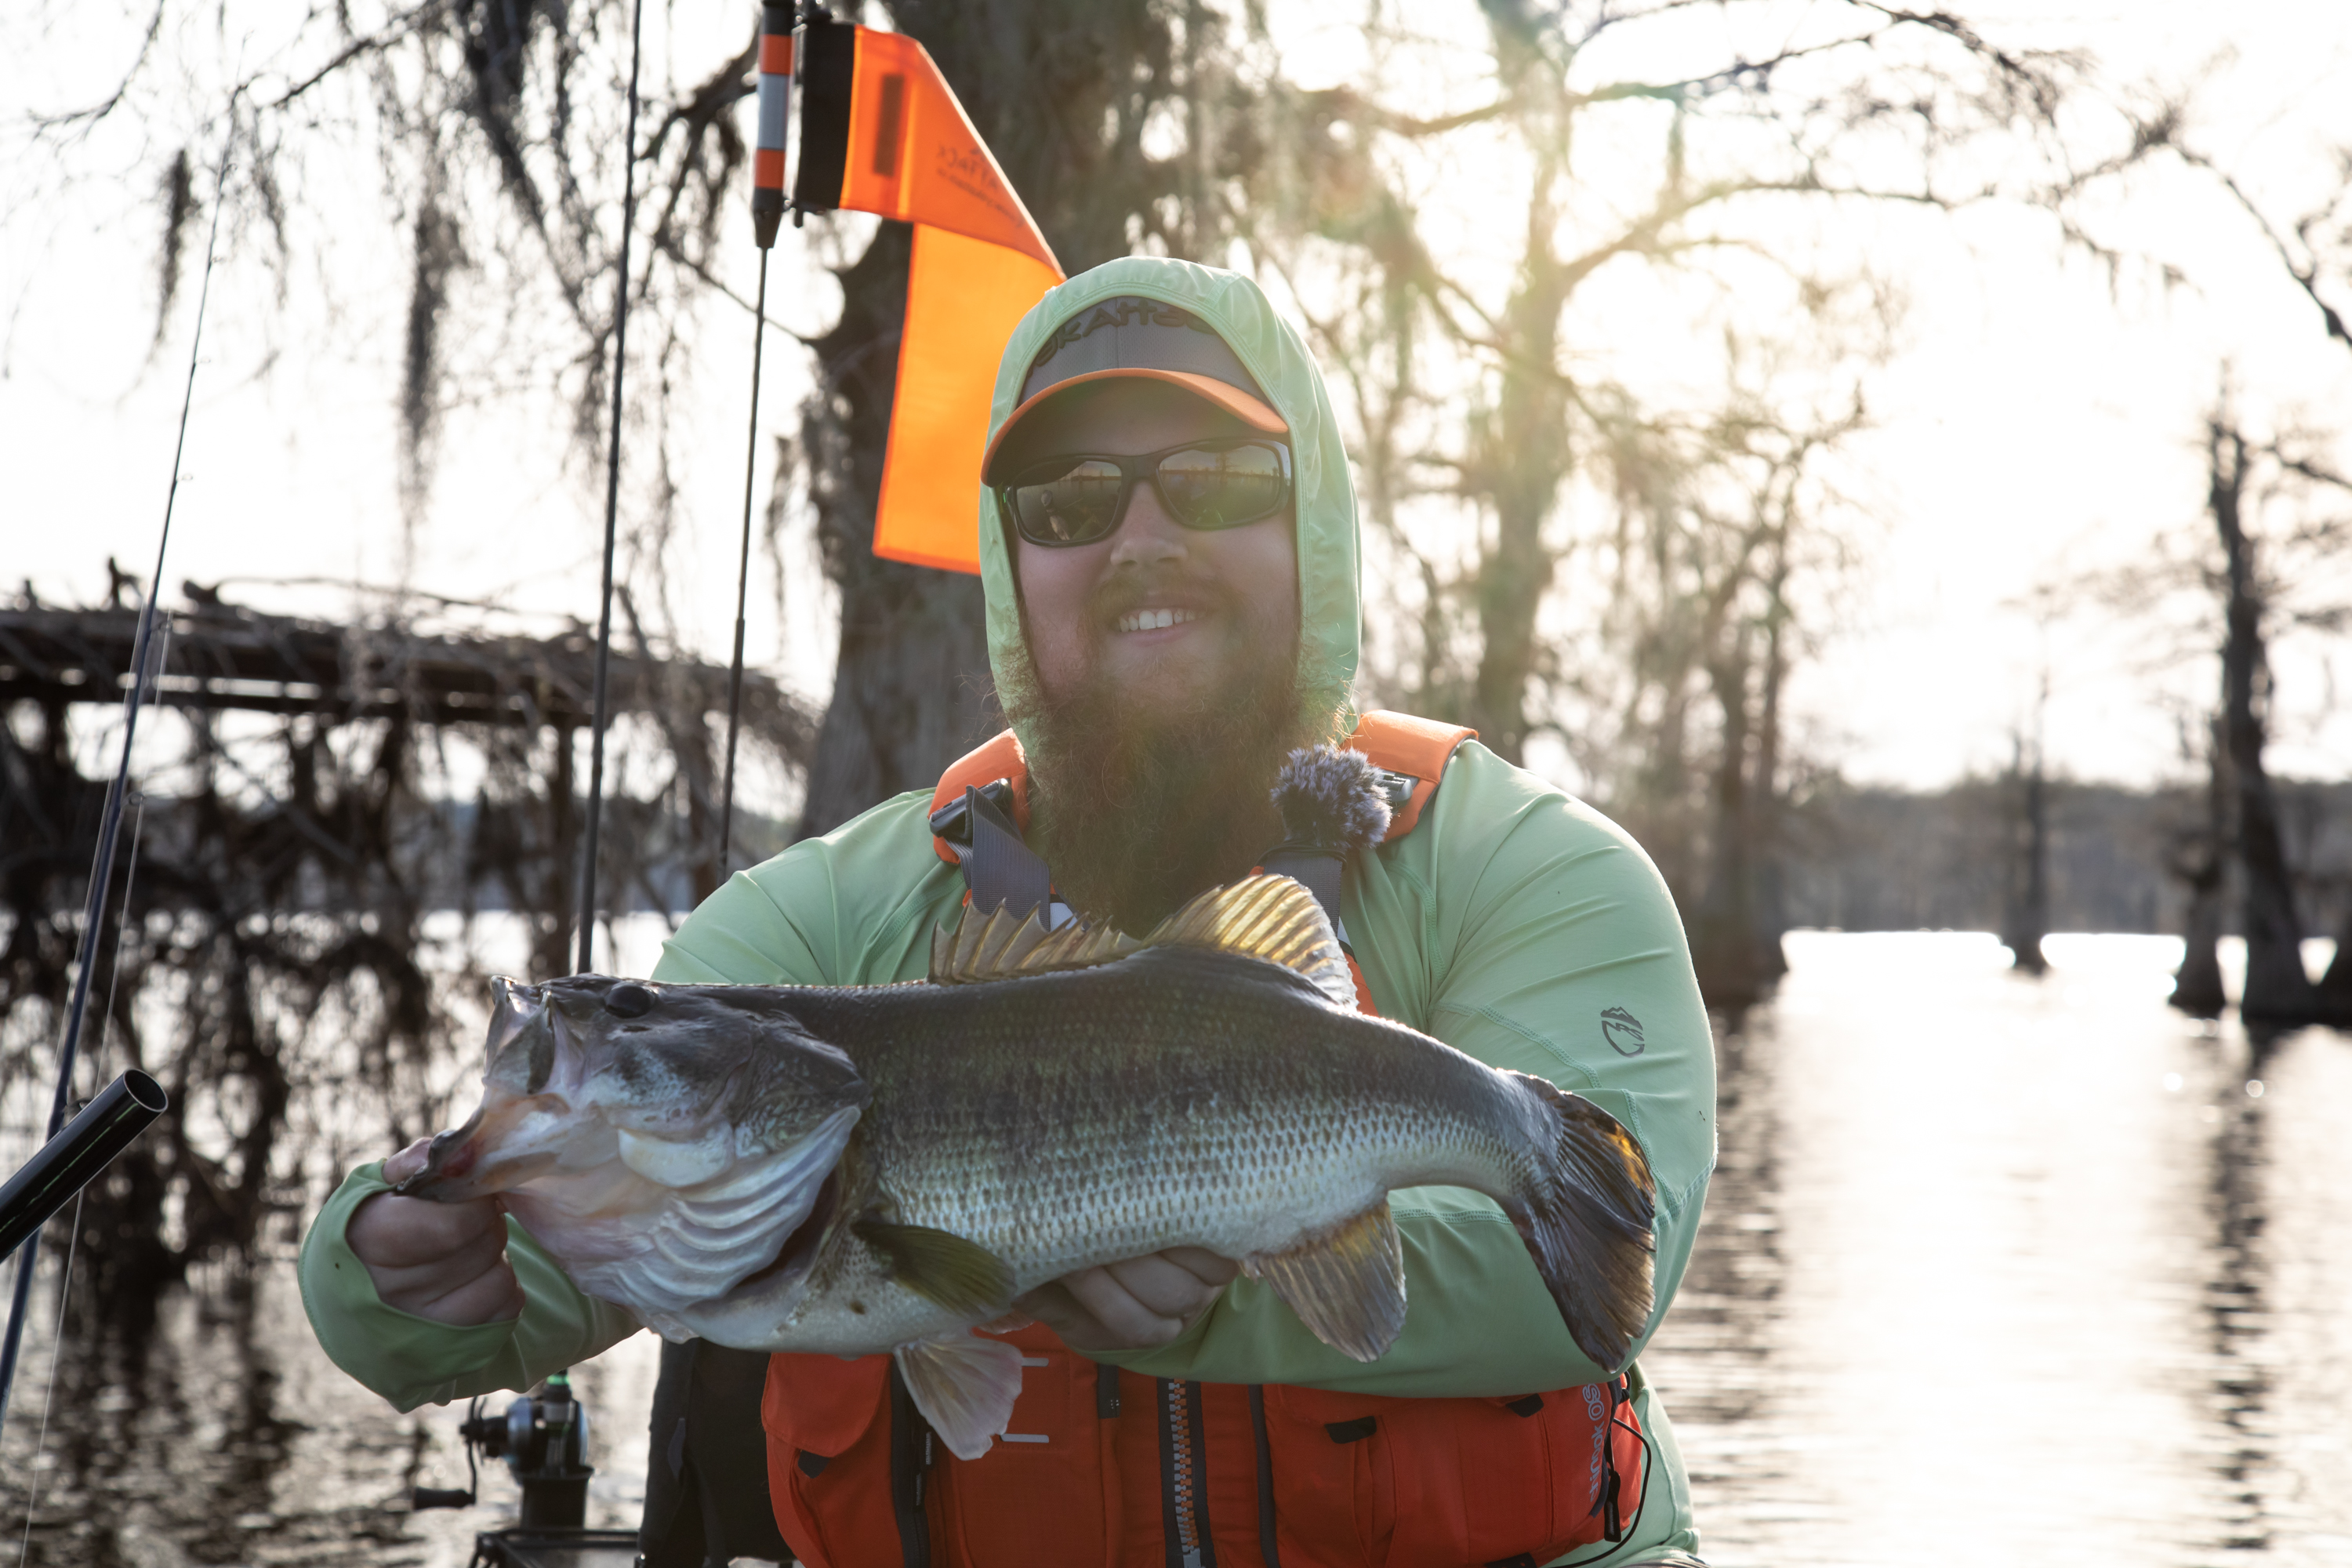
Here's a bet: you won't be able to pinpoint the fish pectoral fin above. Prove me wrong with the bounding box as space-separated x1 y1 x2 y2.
976 1310 1034 1334
854 1220 1016 1319
895 1332 1025 1462
1243 1200 1407 1363
1142 878 1356 1009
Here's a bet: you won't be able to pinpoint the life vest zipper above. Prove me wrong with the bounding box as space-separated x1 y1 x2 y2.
1159 1377 1216 1568
886 1363 934 1568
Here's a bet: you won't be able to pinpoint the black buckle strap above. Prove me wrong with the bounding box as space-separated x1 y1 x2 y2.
926 779 1019 847
1258 846 1341 930
1322 1415 1377 1445
939 782 1051 924
1259 766 1414 935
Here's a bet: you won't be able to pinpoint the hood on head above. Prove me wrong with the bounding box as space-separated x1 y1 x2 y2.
977 256 1363 751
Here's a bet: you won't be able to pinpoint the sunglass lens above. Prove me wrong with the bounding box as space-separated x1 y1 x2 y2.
1157 444 1287 529
1011 459 1127 544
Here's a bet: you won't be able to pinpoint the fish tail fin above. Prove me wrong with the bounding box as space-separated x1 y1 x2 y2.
1504 1073 1657 1371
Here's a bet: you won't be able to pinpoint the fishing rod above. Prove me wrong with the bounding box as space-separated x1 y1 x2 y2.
716 2 797 869
575 0 652 977
0 125 225 1435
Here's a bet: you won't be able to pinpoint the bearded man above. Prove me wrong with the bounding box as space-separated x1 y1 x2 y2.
302 256 1717 1568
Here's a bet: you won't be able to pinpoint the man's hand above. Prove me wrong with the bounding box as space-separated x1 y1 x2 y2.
1014 1247 1239 1352
345 1138 526 1326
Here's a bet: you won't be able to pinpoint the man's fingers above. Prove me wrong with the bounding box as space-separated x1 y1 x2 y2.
349 1141 521 1326
1012 1250 1240 1352
420 1258 524 1325
349 1192 504 1269
1062 1265 1186 1347
1012 1280 1095 1338
1100 1252 1232 1321
365 1217 510 1300
370 1225 513 1318
383 1138 432 1185
1156 1247 1242 1287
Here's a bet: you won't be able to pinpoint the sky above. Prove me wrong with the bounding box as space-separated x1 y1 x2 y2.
5 0 2351 798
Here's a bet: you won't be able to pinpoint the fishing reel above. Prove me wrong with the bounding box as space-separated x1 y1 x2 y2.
414 1371 592 1524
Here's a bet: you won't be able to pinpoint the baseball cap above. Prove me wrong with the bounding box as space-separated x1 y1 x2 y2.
978 296 1287 484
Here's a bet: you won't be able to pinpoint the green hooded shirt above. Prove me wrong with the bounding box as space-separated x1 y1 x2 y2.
299 256 1714 1564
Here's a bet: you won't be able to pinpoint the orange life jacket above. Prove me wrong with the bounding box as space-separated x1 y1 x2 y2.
762 712 1646 1568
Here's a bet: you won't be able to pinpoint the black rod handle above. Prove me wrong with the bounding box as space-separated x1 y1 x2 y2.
0 1070 169 1262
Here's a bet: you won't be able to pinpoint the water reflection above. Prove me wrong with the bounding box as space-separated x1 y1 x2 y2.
1639 933 2352 1567
2 933 2349 1565
1650 1007 1795 1535
0 1251 661 1566
2205 1036 2273 1555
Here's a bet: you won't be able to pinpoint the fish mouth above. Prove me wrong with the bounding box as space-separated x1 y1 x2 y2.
395 1095 566 1200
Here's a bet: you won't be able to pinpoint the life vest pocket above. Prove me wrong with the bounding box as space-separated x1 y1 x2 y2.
1259 1385 1399 1565
762 1352 896 1568
933 1327 1116 1567
1260 1380 1642 1567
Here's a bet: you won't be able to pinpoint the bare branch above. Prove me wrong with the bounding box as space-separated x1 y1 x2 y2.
25 0 164 135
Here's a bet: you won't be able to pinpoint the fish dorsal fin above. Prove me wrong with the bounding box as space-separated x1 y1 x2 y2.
930 902 1142 985
928 877 1352 1005
1142 877 1356 1008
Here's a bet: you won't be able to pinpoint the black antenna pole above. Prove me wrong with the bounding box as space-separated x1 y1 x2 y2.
577 0 652 977
717 244 769 869
720 2 797 869
0 126 227 1435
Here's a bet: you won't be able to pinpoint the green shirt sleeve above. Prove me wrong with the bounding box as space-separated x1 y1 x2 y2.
295 1160 641 1412
296 794 954 1407
1105 742 1716 1397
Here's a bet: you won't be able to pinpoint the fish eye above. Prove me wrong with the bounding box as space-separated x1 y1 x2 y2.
604 982 655 1018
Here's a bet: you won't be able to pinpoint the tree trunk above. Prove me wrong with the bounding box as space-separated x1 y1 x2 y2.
792 1 1209 835
2171 717 2228 1017
2209 419 2321 1024
2316 898 2352 1020
1690 633 1773 1011
795 216 996 838
2001 730 2050 975
1464 158 1570 765
1751 576 1791 988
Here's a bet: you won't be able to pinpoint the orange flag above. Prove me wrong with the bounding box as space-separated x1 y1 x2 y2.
793 20 1064 572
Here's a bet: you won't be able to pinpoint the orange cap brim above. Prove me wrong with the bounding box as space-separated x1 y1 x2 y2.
980 368 1287 484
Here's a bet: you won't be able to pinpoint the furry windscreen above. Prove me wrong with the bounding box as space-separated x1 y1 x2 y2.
1270 745 1392 854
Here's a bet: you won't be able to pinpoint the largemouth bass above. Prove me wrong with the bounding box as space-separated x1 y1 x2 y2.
401 876 1656 1457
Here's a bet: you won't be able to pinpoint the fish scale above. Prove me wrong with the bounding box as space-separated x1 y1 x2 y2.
749 947 1545 1350
402 877 1657 1461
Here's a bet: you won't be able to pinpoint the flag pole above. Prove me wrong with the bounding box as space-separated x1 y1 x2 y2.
718 2 796 871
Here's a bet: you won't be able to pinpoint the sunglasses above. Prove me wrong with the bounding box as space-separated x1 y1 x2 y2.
996 437 1293 548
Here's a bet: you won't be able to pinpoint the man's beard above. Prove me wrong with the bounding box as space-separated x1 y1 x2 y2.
1003 624 1345 935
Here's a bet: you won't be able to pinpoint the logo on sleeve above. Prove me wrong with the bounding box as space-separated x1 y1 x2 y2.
1600 1007 1646 1056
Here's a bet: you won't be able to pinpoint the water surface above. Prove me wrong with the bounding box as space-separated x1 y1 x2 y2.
1644 932 2352 1566
1 932 2346 1565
